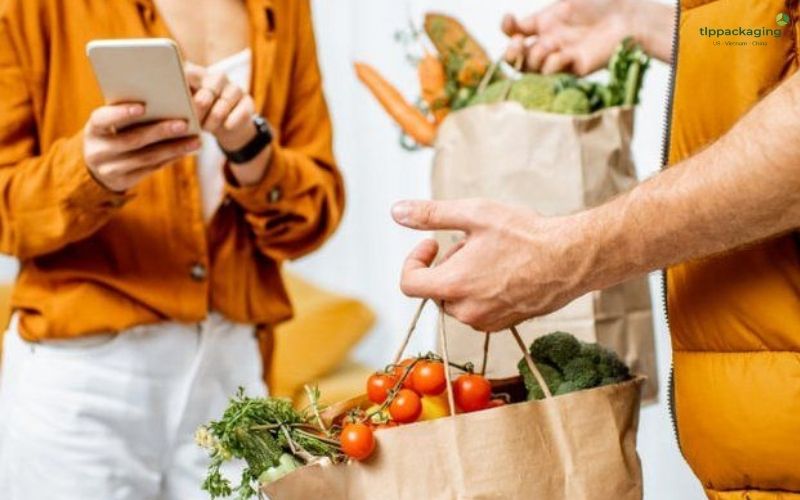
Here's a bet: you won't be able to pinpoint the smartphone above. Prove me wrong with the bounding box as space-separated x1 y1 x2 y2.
86 38 200 135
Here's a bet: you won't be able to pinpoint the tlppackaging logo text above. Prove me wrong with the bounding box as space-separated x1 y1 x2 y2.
698 27 783 38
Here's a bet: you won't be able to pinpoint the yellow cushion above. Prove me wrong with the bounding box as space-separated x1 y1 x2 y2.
268 272 375 398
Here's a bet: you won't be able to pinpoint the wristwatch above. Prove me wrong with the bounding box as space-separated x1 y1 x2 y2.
221 115 273 164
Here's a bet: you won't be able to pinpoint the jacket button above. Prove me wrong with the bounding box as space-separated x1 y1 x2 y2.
268 187 282 203
189 263 207 282
103 197 126 209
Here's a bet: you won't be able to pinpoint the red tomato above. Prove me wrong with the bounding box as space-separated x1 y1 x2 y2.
487 398 506 409
391 358 418 390
453 374 492 412
411 361 447 395
366 373 398 404
388 388 422 423
340 423 375 460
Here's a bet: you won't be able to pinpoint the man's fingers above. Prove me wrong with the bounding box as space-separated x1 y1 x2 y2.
88 104 145 135
441 238 465 262
392 199 479 231
400 239 442 298
541 50 570 75
504 35 526 67
502 13 540 37
526 38 557 73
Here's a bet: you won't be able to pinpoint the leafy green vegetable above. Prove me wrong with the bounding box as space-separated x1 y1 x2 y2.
519 332 631 400
198 388 343 499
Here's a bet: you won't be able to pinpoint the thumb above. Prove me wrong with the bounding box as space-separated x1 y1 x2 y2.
392 199 477 231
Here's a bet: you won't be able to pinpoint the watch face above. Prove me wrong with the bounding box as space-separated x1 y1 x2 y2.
253 115 269 134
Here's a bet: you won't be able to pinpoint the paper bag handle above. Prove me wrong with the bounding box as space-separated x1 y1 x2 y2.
475 56 525 103
393 300 554 414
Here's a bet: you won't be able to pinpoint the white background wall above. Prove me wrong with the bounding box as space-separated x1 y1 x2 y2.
0 1 704 497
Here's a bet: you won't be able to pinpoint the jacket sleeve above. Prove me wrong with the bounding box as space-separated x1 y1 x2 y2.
0 19 129 260
224 0 345 262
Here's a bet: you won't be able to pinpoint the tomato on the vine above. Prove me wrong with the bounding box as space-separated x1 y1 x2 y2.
411 360 447 396
453 374 492 412
340 423 375 460
388 388 422 423
366 373 398 404
391 358 418 390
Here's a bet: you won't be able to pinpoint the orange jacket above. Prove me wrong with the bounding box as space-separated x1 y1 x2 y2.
0 0 344 341
666 1 800 497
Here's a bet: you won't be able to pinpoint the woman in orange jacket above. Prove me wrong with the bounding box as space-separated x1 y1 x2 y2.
0 0 344 498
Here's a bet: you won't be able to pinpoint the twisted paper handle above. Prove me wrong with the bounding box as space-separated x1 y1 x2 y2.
393 300 554 415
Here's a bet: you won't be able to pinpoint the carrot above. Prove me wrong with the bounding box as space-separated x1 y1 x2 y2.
418 54 448 108
354 62 436 147
457 58 487 87
432 107 450 125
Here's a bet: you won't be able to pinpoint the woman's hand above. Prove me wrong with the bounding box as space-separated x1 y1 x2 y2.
83 104 201 192
185 63 271 186
503 0 674 76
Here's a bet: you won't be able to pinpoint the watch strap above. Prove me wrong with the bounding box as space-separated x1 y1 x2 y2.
223 115 273 164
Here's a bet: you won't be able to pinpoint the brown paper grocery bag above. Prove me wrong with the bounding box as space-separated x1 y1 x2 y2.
431 103 658 402
266 379 643 500
265 315 644 500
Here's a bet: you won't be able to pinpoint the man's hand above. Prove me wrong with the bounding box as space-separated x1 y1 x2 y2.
503 0 674 75
392 199 590 332
83 104 200 193
185 63 271 186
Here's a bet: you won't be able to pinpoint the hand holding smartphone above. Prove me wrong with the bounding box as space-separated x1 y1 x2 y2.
84 38 201 192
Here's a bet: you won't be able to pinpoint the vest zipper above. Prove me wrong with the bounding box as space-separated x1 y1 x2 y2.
659 1 686 460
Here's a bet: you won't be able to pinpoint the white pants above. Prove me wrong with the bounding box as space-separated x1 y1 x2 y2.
0 313 267 500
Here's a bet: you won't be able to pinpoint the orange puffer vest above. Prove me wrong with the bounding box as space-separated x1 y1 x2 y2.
666 1 800 498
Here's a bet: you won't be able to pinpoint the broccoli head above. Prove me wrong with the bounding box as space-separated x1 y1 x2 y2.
562 357 602 390
520 332 631 401
579 343 630 382
530 331 582 370
508 74 556 111
551 87 591 115
518 359 562 401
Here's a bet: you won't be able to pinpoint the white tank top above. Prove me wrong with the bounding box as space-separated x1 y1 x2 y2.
195 48 252 222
